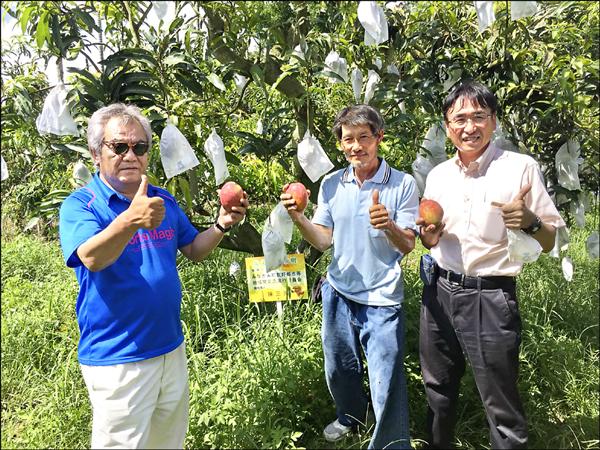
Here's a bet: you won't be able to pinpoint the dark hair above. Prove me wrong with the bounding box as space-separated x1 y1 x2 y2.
442 80 498 120
332 105 384 140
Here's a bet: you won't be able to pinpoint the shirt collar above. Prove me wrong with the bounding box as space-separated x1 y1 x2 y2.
90 171 157 204
342 157 391 184
453 141 502 176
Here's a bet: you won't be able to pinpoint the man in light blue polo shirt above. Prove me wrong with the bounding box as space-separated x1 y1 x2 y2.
281 105 419 449
59 103 248 449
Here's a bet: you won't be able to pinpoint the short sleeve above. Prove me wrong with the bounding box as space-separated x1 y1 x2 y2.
523 161 566 229
311 178 334 228
59 192 103 268
394 174 419 232
175 202 199 248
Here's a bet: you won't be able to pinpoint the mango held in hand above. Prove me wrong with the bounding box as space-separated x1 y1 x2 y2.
285 182 309 212
419 199 444 226
219 181 244 211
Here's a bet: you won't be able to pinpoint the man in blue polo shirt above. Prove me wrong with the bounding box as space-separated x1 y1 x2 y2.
281 105 419 449
59 103 248 449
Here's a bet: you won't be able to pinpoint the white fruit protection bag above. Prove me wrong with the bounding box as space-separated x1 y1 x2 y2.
586 231 599 259
422 123 448 165
549 226 570 258
492 118 518 152
570 193 586 228
262 220 287 272
233 74 249 94
511 1 538 20
411 153 434 197
160 123 200 179
324 51 349 83
357 1 388 45
363 69 380 105
73 160 92 186
506 229 542 263
297 131 334 183
1 155 8 181
203 129 229 185
561 256 574 282
36 83 79 136
351 68 363 103
474 1 495 32
269 202 293 244
555 139 582 191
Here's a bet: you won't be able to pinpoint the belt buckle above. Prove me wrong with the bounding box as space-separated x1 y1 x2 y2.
446 270 464 286
444 270 453 282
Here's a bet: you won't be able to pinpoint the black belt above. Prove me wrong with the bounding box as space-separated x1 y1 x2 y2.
438 267 515 290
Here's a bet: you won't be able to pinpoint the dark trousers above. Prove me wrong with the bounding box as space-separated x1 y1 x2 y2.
419 276 528 449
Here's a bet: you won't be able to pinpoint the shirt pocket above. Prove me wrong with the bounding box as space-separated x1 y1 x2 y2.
474 203 507 243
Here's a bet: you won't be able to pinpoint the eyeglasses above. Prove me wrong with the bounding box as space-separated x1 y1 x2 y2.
448 113 492 128
341 134 377 146
102 140 150 156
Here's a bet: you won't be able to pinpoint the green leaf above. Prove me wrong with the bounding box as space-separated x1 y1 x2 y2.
119 86 161 98
50 143 91 158
50 14 64 55
178 176 193 209
270 70 291 93
101 48 158 76
207 73 226 91
20 6 34 34
67 67 95 81
320 69 346 83
35 11 50 49
163 54 186 66
174 73 204 96
224 150 242 165
121 72 155 84
72 8 100 33
249 65 265 89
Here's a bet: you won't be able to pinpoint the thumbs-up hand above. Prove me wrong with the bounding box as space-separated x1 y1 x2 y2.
369 189 391 230
128 175 166 230
491 184 536 230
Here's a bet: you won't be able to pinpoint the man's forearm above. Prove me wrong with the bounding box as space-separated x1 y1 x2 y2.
77 213 139 272
181 225 225 262
535 223 556 253
291 214 332 252
385 222 416 254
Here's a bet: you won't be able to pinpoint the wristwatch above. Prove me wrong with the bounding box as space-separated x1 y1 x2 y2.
214 221 231 234
521 215 542 235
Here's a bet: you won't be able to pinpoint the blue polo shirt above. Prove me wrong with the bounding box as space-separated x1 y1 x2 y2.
312 159 419 306
59 173 199 366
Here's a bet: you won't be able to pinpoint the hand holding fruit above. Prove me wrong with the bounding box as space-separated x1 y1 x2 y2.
369 189 392 230
127 175 166 230
417 198 444 229
281 182 310 217
416 198 445 247
218 181 249 228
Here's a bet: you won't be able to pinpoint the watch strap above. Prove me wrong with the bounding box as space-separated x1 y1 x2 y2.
521 215 542 235
215 221 231 234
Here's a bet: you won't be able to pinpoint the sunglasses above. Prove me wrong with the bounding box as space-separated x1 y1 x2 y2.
102 140 150 156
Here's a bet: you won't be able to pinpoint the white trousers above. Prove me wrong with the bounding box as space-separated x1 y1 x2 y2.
80 343 189 449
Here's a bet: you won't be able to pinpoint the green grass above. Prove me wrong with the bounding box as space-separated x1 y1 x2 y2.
1 219 598 449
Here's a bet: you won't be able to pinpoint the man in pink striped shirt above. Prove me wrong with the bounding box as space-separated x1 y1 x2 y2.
417 80 565 449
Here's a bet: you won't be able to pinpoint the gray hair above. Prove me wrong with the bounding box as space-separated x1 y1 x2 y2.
87 103 153 158
332 105 385 140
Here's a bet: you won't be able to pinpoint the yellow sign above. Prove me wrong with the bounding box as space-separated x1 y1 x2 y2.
245 254 309 303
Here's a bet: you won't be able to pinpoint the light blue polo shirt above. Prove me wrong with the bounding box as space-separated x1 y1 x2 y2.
312 159 419 306
59 172 199 366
